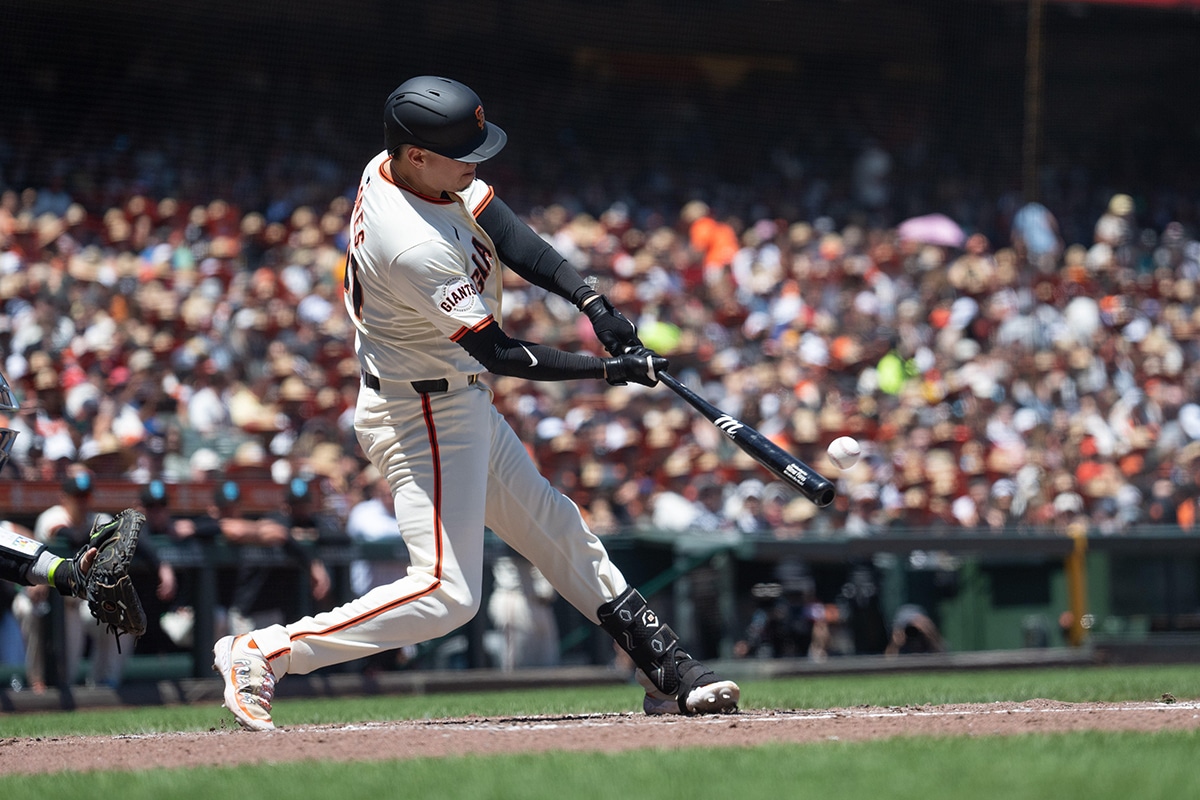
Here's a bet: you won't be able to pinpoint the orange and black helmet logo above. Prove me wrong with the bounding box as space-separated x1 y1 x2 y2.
475 105 485 130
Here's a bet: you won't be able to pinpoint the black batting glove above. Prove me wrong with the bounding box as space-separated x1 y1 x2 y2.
603 352 669 387
580 291 643 356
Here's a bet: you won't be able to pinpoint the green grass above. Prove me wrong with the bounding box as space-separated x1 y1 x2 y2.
1 664 1197 799
2 731 1198 800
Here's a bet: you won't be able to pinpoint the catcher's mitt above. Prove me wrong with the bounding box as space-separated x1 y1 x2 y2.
76 508 148 645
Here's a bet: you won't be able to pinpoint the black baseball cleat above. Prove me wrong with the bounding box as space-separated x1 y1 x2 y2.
638 667 740 715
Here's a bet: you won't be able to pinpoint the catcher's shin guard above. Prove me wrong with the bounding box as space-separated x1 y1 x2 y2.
598 587 723 714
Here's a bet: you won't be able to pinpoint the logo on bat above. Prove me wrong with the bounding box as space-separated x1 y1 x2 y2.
714 415 744 438
784 462 810 486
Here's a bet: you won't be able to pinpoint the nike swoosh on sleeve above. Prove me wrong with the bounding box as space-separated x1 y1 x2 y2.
519 344 539 367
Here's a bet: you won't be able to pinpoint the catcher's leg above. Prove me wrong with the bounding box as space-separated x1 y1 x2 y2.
598 587 740 715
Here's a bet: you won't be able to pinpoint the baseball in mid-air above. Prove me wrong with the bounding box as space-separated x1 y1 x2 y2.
827 436 861 470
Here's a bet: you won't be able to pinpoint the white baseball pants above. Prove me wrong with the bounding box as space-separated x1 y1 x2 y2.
252 377 628 676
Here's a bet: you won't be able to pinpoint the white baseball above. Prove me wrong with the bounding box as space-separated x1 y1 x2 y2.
827 436 861 470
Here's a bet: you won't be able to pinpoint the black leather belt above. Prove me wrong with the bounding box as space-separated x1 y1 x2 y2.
411 378 450 393
362 372 478 393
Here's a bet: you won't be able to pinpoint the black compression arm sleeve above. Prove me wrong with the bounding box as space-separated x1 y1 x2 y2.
457 321 605 381
476 195 594 306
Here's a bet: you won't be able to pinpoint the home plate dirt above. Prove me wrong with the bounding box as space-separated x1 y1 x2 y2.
2 700 1197 775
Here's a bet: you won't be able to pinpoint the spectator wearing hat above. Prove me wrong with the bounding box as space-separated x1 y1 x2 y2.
274 476 342 571
1094 194 1135 251
25 367 78 483
157 425 191 483
187 480 266 640
725 479 772 535
128 480 182 656
188 448 224 482
224 478 332 634
185 364 233 449
845 483 884 537
984 479 1018 531
32 469 98 547
192 480 262 542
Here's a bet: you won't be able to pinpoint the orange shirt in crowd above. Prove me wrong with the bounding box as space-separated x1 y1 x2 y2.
689 215 739 271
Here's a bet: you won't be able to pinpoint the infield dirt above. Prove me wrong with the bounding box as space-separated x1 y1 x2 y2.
2 699 1196 775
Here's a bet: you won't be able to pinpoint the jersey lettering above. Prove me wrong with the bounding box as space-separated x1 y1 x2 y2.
351 177 369 247
469 237 495 293
343 177 369 322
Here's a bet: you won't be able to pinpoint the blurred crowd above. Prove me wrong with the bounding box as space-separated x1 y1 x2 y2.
3 69 1200 549
3 166 1199 544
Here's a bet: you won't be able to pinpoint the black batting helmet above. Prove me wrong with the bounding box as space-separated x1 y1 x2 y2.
384 76 507 163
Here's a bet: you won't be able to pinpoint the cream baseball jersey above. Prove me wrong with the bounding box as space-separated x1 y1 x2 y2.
344 150 501 382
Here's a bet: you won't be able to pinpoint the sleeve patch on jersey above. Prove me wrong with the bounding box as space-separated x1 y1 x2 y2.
434 277 481 316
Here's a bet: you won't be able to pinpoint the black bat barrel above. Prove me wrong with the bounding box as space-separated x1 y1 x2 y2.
658 372 836 507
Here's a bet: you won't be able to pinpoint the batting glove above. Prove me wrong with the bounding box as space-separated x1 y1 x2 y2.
580 291 644 356
603 352 668 387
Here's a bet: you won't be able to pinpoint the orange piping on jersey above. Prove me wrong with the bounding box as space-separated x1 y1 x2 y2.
421 392 445 580
286 395 448 644
450 315 495 342
378 157 453 204
286 580 444 642
260 643 292 662
472 186 495 217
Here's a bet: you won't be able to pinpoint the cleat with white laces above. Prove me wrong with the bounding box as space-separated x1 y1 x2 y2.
213 634 277 731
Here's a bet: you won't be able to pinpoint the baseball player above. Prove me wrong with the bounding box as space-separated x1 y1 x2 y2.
0 369 100 596
214 75 740 730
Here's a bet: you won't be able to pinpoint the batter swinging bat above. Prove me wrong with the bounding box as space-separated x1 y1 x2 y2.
658 372 836 507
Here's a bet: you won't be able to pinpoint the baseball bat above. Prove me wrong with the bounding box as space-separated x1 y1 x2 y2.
658 371 836 507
